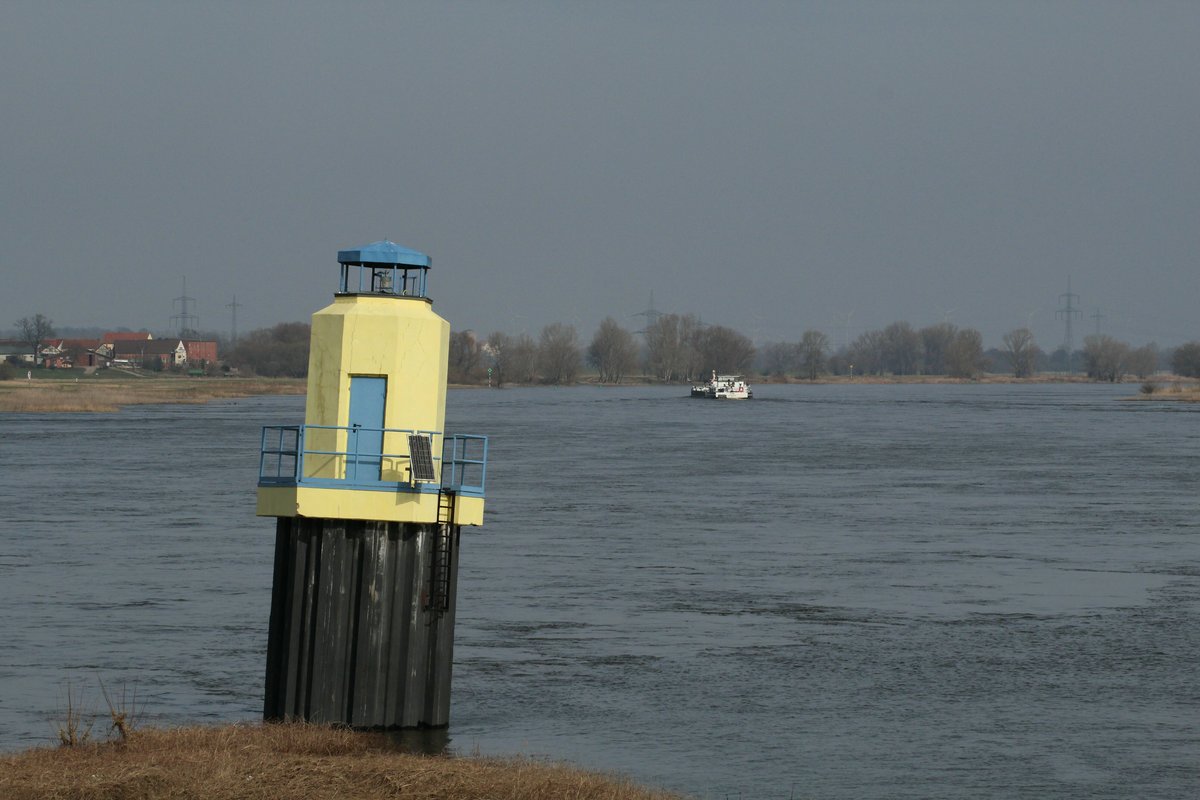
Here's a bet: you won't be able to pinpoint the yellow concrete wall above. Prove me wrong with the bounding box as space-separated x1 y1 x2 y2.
257 486 485 527
258 288 485 526
303 295 450 482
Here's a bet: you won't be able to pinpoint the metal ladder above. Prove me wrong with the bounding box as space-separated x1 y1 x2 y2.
427 489 457 614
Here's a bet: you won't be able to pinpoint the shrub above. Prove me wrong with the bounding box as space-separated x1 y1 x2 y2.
1171 342 1200 378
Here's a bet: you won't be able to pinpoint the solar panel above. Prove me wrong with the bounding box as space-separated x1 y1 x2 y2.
407 434 437 482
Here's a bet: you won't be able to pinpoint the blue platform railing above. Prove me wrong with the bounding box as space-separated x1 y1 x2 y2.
440 434 488 496
257 425 486 497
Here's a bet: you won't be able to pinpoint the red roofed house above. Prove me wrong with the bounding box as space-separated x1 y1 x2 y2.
112 339 187 369
183 340 218 366
102 331 154 343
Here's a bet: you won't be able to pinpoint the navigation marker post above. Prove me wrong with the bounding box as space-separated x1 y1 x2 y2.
255 240 488 728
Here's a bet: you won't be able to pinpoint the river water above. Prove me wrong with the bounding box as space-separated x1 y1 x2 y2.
1 383 1197 798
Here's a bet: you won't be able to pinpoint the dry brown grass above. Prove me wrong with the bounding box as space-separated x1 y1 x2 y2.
1122 379 1200 402
0 723 687 800
1129 387 1200 402
0 378 305 413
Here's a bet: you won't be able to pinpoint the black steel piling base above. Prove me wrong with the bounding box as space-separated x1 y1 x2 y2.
264 516 461 728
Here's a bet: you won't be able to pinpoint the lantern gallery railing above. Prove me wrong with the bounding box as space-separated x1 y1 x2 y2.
258 425 487 497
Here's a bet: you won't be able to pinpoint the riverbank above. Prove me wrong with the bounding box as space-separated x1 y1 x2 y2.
4 371 1196 413
1127 383 1200 402
0 374 305 413
0 723 684 800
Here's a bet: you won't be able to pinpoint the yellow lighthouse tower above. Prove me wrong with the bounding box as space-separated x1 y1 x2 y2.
256 240 486 728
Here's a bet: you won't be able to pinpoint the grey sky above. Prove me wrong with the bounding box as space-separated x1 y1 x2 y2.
3 2 1197 349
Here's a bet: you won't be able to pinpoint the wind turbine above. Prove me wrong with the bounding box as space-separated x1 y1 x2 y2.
838 309 855 352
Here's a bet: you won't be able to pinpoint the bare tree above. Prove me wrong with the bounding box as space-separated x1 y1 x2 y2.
486 331 540 386
448 330 484 384
1082 334 1130 382
882 321 922 375
849 329 886 375
1171 342 1200 378
644 312 707 381
678 314 706 381
695 324 756 375
587 317 639 383
1002 327 1040 378
1126 343 1158 380
643 313 683 381
945 328 986 378
537 323 581 385
506 333 539 384
485 331 511 386
16 314 55 366
762 341 799 378
798 329 830 380
827 348 852 376
919 323 956 375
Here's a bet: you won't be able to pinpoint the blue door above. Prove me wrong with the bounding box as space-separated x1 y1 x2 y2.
348 376 387 481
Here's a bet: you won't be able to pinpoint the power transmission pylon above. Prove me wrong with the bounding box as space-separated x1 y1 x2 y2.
1056 277 1081 374
170 276 200 338
227 295 243 345
1091 308 1104 336
632 291 664 335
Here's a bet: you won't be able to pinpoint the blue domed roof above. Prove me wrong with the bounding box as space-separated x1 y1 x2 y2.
337 240 431 268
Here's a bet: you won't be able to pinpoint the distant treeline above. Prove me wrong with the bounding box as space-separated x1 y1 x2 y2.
221 317 1200 384
224 322 310 378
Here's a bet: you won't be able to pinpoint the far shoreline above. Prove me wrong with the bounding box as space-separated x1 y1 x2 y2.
3 371 1197 413
0 373 305 413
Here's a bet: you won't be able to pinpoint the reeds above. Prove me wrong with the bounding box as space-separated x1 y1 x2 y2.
0 378 304 413
0 722 687 800
55 682 93 747
98 680 140 743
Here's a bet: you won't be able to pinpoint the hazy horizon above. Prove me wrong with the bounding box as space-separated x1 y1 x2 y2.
0 300 1168 358
4 3 1197 349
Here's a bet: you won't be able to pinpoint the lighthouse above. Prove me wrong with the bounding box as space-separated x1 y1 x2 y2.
256 240 486 728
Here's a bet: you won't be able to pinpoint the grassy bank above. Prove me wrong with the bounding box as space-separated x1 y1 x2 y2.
1129 382 1200 402
6 371 1195 413
0 373 305 413
0 723 685 800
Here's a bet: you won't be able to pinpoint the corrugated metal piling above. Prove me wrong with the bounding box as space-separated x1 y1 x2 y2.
256 241 486 727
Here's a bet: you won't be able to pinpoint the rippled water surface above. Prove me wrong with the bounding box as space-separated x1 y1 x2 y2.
2 383 1197 798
